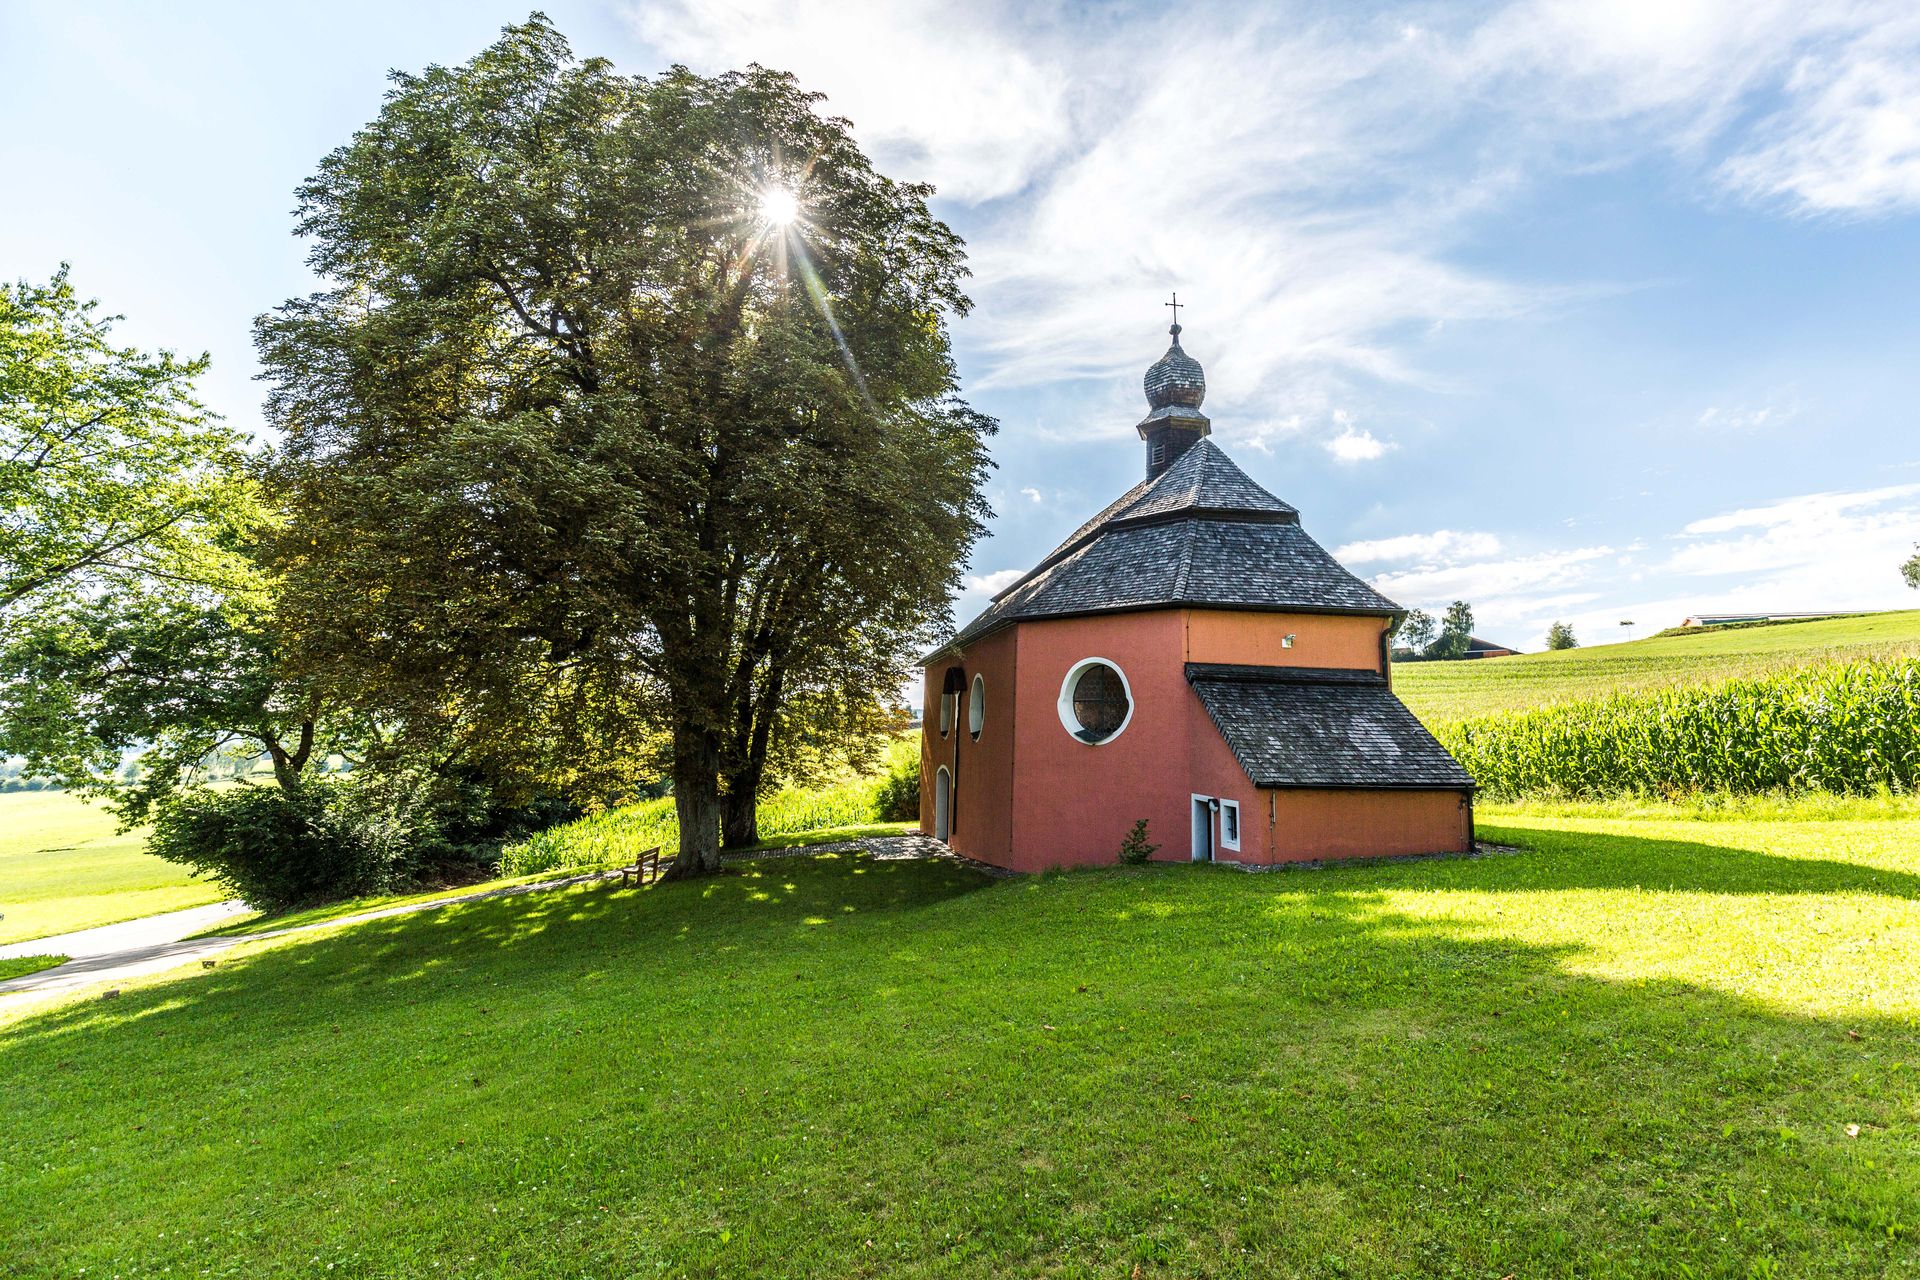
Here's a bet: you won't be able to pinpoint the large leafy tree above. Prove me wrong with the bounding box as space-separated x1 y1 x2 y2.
0 267 255 612
257 17 993 877
0 582 340 822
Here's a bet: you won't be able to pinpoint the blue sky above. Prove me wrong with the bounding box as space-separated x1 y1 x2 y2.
6 1 1920 652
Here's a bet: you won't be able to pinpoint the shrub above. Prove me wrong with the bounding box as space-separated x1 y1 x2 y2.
873 748 920 822
1118 819 1158 865
148 773 499 910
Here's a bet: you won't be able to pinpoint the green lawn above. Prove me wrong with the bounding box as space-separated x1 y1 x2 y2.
1396 608 1920 723
3 803 1914 1275
0 954 67 981
0 790 228 945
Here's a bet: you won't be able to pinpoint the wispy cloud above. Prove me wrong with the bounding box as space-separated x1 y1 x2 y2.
1335 529 1504 564
631 0 1920 460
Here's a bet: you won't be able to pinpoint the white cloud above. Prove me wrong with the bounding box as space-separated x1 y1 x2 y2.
1020 486 1044 504
1696 399 1795 430
628 0 1920 445
1335 529 1504 564
1323 424 1397 464
1678 483 1920 536
1370 546 1616 611
1718 18 1920 215
626 0 1071 203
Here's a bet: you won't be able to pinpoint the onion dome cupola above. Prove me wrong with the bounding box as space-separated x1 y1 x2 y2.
1137 299 1211 478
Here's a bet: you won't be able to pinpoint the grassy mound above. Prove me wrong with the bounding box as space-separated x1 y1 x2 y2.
1396 608 1920 724
3 805 1915 1275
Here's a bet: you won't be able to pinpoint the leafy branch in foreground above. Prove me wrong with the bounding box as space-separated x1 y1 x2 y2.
0 266 257 613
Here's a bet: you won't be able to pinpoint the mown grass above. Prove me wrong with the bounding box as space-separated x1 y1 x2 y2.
0 790 226 944
0 954 67 981
1395 608 1920 723
3 804 1915 1276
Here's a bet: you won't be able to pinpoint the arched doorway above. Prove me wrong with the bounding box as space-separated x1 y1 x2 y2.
934 766 952 842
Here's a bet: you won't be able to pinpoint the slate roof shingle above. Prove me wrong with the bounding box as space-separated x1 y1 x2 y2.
933 440 1398 655
1185 663 1475 790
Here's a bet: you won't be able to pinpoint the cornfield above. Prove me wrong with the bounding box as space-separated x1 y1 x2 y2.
1437 657 1920 799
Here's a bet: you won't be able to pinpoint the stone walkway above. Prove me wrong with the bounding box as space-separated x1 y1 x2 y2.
0 837 978 1003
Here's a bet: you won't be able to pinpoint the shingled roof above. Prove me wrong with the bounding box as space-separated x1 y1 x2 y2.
1185 663 1475 791
931 440 1399 655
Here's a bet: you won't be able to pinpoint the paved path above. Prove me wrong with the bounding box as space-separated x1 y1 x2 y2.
0 838 976 1003
0 870 621 1001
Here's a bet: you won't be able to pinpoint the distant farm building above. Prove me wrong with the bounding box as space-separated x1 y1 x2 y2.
1680 611 1851 628
1460 635 1516 659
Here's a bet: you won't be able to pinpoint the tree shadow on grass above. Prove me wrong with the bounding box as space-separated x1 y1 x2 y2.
1342 822 1920 900
1 838 1915 1277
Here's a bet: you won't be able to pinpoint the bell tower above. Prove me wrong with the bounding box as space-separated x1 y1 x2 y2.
1137 295 1210 478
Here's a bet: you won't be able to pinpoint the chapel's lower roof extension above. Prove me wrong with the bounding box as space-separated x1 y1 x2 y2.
1185 663 1474 791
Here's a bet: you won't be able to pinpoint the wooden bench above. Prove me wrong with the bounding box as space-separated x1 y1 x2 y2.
617 845 665 887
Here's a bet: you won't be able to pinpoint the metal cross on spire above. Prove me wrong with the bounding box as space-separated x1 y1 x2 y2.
1164 292 1183 330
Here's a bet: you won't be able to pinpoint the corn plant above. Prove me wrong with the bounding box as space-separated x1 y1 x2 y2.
1437 657 1920 799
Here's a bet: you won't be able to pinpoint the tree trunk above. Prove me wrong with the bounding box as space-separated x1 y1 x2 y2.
719 663 782 850
720 782 759 850
663 714 725 880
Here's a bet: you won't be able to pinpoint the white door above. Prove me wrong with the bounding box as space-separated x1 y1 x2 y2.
934 767 952 842
1190 795 1214 862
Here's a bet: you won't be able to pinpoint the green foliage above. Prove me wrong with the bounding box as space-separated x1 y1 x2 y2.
1393 608 1435 654
1116 818 1158 865
0 583 334 822
147 775 498 911
0 265 257 613
1544 620 1578 650
503 767 894 876
1904 545 1920 589
1439 657 1920 799
871 738 921 822
1423 599 1475 660
256 16 995 874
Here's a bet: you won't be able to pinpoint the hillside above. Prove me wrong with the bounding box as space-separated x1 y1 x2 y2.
1395 609 1920 724
0 791 223 945
3 807 1915 1275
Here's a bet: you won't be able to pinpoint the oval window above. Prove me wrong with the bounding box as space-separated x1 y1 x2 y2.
1057 659 1133 745
969 674 985 740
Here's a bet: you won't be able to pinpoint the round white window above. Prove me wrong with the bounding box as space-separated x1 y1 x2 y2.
968 673 985 740
1057 658 1133 745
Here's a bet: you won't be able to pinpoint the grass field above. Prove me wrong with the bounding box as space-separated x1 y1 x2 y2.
1395 608 1920 723
0 790 227 945
4 800 1915 1276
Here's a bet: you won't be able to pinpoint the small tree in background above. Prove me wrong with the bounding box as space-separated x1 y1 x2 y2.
1545 620 1579 650
1117 819 1159 866
1427 600 1475 660
1904 544 1920 590
1392 609 1436 656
